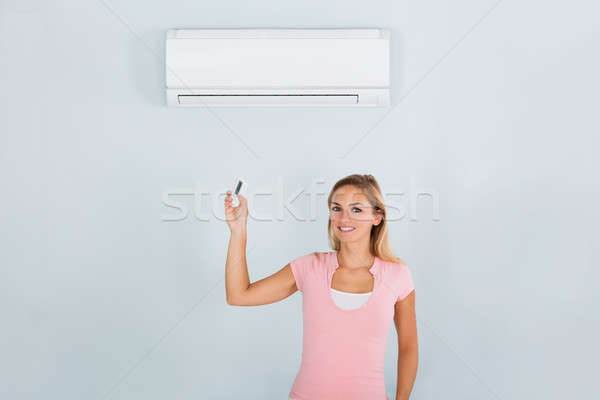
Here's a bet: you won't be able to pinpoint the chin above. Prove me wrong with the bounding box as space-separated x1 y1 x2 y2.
335 233 363 243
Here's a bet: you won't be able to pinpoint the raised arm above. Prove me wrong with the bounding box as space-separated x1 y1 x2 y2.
224 190 298 306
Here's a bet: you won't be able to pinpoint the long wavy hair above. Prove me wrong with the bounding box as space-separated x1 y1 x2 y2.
314 174 404 265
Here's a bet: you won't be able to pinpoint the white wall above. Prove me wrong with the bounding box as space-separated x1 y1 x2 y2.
1 1 598 399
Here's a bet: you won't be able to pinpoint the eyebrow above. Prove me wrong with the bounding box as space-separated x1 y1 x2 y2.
331 201 365 206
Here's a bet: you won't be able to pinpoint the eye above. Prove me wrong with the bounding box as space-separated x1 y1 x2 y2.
330 206 362 213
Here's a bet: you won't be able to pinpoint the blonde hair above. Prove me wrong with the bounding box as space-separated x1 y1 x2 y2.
314 174 404 264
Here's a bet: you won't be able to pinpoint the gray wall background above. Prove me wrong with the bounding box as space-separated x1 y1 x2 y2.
1 0 598 399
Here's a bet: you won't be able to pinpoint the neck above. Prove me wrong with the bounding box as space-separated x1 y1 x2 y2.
337 241 374 269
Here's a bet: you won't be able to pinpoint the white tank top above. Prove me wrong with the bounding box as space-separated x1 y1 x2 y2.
288 288 372 400
329 287 372 310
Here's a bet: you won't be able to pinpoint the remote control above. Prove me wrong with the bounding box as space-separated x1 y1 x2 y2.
231 178 247 208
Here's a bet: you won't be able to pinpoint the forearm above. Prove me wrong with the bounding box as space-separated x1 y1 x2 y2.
225 227 249 303
395 346 418 400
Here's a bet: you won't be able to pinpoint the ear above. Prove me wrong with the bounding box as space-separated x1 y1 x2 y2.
373 213 383 226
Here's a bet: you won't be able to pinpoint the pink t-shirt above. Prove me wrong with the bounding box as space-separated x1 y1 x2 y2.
288 251 415 400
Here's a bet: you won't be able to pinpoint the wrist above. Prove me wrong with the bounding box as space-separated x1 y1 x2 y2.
395 391 410 400
231 227 247 237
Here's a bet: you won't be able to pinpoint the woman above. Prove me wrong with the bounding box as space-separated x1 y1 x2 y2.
224 174 418 400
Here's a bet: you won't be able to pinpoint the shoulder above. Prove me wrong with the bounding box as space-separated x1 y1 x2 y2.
291 251 324 264
383 259 412 278
290 251 329 271
289 251 329 291
380 259 415 301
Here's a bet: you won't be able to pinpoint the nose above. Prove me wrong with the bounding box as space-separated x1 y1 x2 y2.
340 207 354 222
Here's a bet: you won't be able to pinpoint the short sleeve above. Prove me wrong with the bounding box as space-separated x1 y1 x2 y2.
394 263 415 302
289 252 316 292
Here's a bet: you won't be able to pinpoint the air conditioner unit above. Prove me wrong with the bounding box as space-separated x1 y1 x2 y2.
165 28 390 107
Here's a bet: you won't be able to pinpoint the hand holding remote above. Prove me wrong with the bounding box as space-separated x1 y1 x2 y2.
224 180 248 234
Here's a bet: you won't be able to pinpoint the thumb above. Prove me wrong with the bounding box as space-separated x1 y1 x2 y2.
237 193 247 206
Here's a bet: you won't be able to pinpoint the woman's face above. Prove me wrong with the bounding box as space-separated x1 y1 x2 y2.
329 185 382 244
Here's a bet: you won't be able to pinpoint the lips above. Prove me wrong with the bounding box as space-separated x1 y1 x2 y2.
338 226 355 232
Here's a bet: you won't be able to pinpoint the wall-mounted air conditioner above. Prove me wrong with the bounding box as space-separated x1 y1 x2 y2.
165 28 390 107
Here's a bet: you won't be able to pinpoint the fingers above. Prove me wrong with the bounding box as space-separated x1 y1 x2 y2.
224 191 247 213
224 192 233 213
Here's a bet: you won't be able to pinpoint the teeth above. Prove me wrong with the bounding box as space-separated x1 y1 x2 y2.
339 227 355 231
